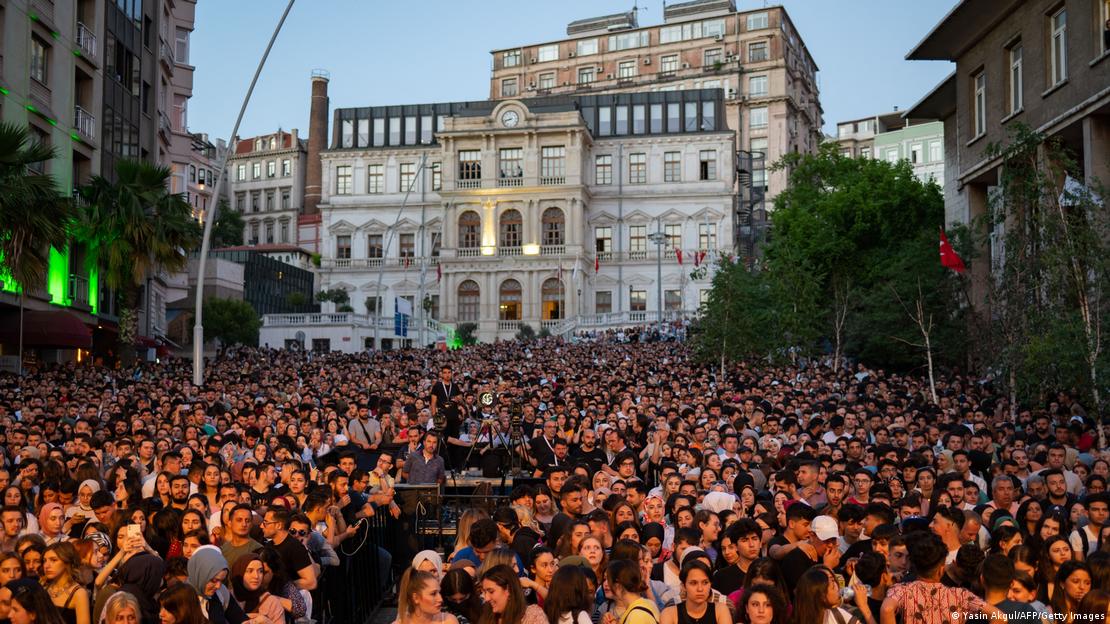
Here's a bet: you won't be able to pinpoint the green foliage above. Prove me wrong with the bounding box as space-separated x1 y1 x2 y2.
979 124 1109 411
697 144 966 375
311 253 321 267
515 324 537 342
0 122 74 291
202 297 261 346
75 160 202 364
538 327 552 338
455 322 479 346
337 304 354 312
316 288 350 304
211 200 245 249
285 291 307 309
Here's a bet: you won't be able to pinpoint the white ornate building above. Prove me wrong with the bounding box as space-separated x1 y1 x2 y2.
268 89 734 348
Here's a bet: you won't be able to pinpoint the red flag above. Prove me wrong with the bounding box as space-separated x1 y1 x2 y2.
594 256 600 273
694 250 707 267
675 248 683 265
939 228 966 274
436 263 442 282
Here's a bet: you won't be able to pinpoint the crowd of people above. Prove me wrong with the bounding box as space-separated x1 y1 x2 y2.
0 332 1107 624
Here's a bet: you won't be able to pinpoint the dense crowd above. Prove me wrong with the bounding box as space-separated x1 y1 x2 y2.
0 331 1107 624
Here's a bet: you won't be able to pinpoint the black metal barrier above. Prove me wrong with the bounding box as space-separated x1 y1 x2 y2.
318 512 394 624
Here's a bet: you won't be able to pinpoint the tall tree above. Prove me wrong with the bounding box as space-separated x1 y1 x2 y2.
0 123 73 373
75 160 201 365
692 258 776 370
202 297 261 347
210 200 246 248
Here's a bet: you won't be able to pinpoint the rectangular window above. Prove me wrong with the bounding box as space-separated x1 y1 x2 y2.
31 37 48 83
541 146 566 178
861 146 872 159
664 224 682 250
595 291 612 314
373 118 385 146
748 41 769 62
630 290 647 312
538 73 555 89
667 103 680 132
252 162 261 179
280 221 289 243
929 142 942 162
251 191 260 212
405 116 417 144
282 159 291 176
399 233 415 258
595 155 613 185
632 105 646 134
431 232 442 257
750 106 768 130
537 44 559 62
701 101 716 130
357 118 370 146
650 104 664 133
665 290 682 311
341 119 354 148
389 117 401 145
502 78 518 97
421 115 433 144
661 54 679 73
698 223 716 249
336 235 352 259
367 235 383 258
629 153 647 184
704 48 723 67
749 75 768 96
399 163 416 190
618 60 637 79
503 50 521 67
499 148 523 179
368 164 384 193
281 189 291 210
432 162 442 191
973 71 986 137
1102 1 1110 55
629 225 647 257
910 144 923 164
685 102 698 131
699 150 717 180
704 19 725 38
267 161 276 177
616 106 629 134
664 151 682 182
576 38 598 56
175 27 189 63
237 164 246 181
335 165 352 194
595 227 612 254
265 222 274 244
235 192 246 212
747 12 769 30
608 31 650 51
458 150 482 181
578 67 595 84
1009 43 1023 113
1050 8 1067 86
599 107 612 135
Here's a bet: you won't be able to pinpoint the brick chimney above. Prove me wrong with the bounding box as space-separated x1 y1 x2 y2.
303 70 330 215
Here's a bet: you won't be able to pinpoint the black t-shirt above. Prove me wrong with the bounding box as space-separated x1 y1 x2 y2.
843 538 874 561
570 445 607 473
271 534 313 577
712 564 746 595
779 547 818 595
249 486 273 508
431 381 462 436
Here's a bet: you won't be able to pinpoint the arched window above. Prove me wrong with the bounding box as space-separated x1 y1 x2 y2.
541 278 564 320
458 211 481 249
457 280 480 322
499 209 522 249
499 279 522 320
542 207 565 246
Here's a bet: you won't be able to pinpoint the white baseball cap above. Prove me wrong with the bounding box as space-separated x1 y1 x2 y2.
812 515 839 541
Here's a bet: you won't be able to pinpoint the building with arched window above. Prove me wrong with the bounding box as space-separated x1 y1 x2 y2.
289 87 734 347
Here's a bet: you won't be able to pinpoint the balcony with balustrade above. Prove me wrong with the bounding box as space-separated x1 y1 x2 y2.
76 22 97 63
74 106 95 141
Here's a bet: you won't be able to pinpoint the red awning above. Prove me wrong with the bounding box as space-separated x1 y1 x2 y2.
0 310 93 349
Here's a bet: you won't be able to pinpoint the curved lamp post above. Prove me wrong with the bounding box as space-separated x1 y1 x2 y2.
193 0 296 386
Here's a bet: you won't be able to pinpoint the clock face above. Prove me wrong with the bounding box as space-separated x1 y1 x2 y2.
501 110 520 127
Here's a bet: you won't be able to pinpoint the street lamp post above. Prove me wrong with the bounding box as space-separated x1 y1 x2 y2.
192 0 296 387
648 227 667 331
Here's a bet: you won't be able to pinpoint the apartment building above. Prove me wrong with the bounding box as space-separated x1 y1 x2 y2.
872 121 945 187
488 0 823 208
227 129 308 247
833 111 903 159
276 81 734 349
904 0 1110 303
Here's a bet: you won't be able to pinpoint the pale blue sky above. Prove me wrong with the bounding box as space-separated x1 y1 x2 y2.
190 1 955 141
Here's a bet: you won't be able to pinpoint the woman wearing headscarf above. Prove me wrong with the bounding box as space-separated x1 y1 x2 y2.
413 551 444 580
65 482 100 523
229 554 283 624
114 552 164 624
186 545 247 624
37 505 66 546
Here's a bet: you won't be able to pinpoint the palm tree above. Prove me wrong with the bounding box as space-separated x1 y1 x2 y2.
75 160 201 365
0 122 73 375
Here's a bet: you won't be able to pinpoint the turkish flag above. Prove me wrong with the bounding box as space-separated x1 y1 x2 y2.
675 248 683 265
594 256 600 273
436 263 442 282
939 228 966 274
